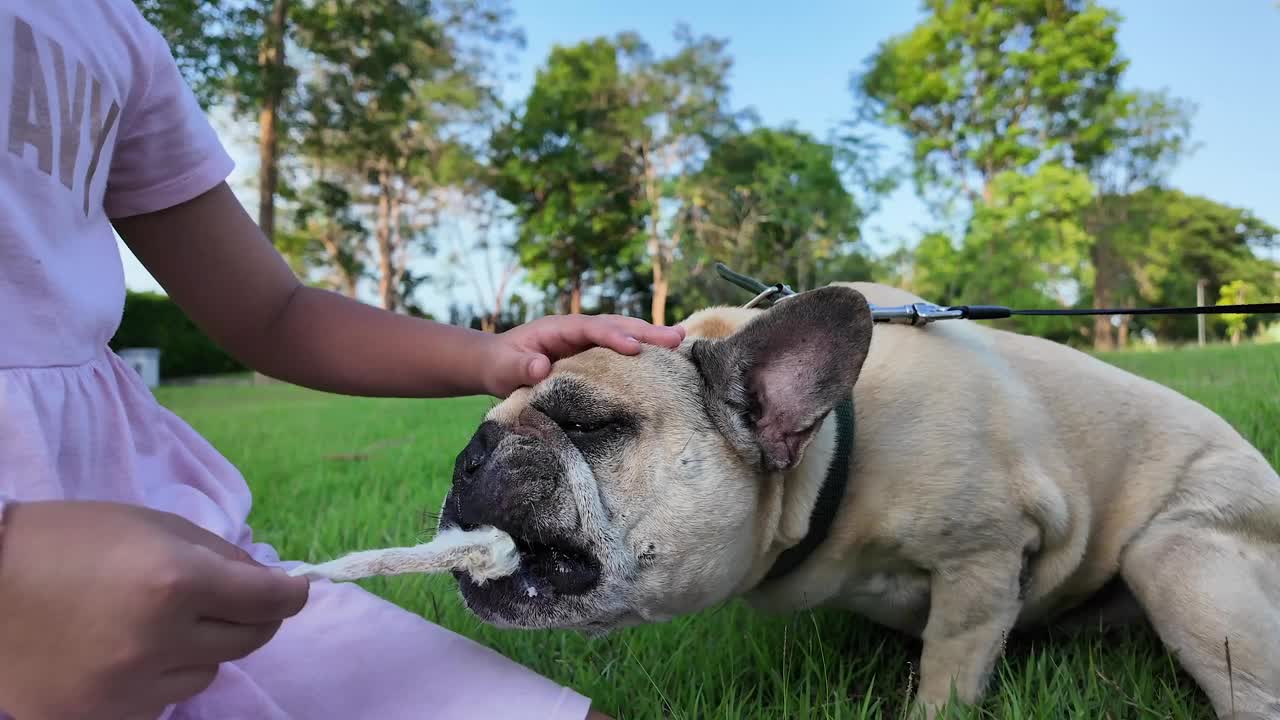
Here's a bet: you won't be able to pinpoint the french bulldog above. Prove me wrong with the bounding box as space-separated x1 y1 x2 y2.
438 282 1280 719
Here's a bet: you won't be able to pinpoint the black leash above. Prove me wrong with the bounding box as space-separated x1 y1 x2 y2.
971 304 1280 319
714 262 1280 326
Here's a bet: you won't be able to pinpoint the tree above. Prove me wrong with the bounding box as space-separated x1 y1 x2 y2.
1083 90 1196 349
138 0 297 245
491 29 744 322
291 0 522 311
144 0 522 312
489 38 649 314
852 1 1222 345
669 127 869 317
256 0 292 244
1113 189 1278 342
962 163 1098 341
276 169 369 298
1217 280 1266 346
857 0 1126 214
618 27 736 325
855 0 1129 328
438 189 523 332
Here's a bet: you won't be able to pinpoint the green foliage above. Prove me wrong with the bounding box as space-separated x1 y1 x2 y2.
276 175 369 296
857 0 1126 208
852 0 1237 348
144 0 1274 353
285 0 521 310
1119 189 1279 341
110 292 246 379
135 0 270 112
1087 89 1196 197
966 164 1097 339
490 27 749 320
622 26 738 323
854 0 1131 341
1217 280 1266 343
1080 90 1196 347
489 37 650 309
293 0 512 175
668 127 871 318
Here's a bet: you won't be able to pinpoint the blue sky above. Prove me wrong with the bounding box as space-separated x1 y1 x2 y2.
120 0 1280 316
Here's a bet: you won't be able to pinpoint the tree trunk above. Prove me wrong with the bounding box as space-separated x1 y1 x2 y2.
978 176 998 284
569 276 582 315
1090 241 1115 351
256 0 290 244
643 148 668 326
375 175 396 311
651 271 669 327
491 263 515 325
319 230 359 298
339 272 358 299
647 225 668 325
1117 313 1130 348
387 192 404 312
647 220 667 325
1231 284 1246 345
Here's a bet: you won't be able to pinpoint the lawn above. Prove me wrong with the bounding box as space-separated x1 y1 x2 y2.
155 342 1279 720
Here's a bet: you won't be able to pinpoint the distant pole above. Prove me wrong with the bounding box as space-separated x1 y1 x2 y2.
1196 278 1207 346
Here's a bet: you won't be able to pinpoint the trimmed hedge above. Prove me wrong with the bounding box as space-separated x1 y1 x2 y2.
109 291 246 379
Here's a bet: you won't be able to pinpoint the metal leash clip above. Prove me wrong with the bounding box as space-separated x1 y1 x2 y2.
743 283 795 309
714 263 798 309
714 262 963 325
870 302 964 326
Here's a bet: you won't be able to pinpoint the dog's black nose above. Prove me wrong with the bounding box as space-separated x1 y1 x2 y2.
459 421 504 477
448 421 565 539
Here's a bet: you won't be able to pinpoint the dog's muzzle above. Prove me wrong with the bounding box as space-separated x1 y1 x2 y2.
441 421 600 596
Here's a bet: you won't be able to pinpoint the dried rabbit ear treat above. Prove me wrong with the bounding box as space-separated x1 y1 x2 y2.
287 526 519 585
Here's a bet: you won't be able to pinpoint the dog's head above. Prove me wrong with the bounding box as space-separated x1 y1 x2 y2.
438 286 874 632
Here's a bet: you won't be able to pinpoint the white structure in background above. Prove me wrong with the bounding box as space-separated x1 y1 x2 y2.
117 347 161 388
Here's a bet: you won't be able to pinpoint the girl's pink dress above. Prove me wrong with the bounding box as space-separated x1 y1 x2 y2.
0 2 591 718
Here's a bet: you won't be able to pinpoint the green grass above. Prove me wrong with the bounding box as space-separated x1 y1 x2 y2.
155 343 1280 720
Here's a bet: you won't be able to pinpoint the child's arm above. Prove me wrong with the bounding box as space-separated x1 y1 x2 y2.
113 182 684 398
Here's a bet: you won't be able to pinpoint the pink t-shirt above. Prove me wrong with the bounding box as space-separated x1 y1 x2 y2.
0 0 254 533
0 4 594 718
0 0 233 370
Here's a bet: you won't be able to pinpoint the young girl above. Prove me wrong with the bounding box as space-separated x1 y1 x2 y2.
0 2 684 718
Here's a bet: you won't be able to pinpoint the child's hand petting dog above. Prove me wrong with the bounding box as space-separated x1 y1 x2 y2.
0 500 309 720
483 314 686 398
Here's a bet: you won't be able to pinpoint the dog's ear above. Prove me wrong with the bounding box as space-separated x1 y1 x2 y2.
690 285 873 472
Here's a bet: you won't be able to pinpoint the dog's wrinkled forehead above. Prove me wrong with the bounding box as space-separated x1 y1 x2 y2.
487 345 699 426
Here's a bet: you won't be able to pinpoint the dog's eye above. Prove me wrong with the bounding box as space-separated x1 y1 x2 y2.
559 419 615 436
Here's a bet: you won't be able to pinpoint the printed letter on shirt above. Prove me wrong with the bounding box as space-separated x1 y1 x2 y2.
84 78 119 216
7 17 54 175
48 38 88 191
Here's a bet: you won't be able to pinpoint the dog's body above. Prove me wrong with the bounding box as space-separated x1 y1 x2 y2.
441 282 1280 719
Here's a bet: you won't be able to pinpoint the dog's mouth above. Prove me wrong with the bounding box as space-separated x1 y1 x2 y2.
454 521 601 600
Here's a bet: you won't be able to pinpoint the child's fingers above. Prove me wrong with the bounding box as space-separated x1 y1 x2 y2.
599 315 684 349
512 315 686 366
570 316 681 356
189 546 310 625
485 348 551 397
186 617 284 665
